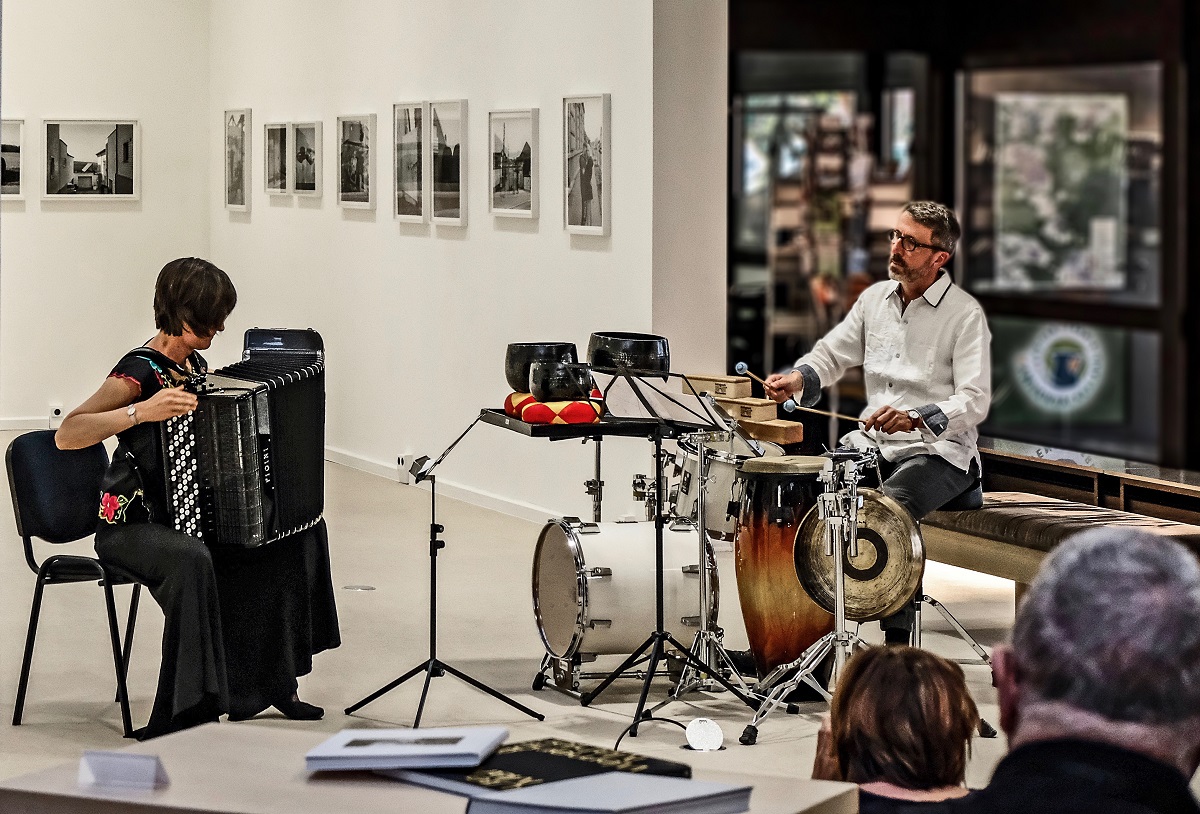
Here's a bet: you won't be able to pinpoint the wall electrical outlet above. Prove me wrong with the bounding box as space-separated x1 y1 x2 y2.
398 455 413 485
49 402 64 430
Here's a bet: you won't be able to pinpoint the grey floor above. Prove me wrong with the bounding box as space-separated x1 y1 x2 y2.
0 429 1018 787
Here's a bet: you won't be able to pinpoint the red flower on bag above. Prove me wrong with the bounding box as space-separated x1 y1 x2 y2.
99 493 121 523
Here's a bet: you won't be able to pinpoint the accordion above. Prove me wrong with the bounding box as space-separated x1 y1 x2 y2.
161 328 325 547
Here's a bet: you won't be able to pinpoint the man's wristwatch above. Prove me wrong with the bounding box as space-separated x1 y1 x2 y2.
906 409 921 429
126 405 139 426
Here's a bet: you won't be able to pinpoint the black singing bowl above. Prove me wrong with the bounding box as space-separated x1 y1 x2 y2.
504 342 578 393
587 331 670 375
529 360 595 403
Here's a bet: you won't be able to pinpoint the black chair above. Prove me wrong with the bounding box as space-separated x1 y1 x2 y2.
6 429 142 737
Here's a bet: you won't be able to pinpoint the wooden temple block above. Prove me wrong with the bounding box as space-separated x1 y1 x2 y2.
736 418 805 445
714 396 778 422
681 373 752 399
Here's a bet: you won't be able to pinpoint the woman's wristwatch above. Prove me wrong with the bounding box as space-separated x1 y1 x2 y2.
126 405 139 426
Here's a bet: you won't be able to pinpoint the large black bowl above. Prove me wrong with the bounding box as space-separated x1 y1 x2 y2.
529 360 595 403
504 343 577 392
587 331 670 375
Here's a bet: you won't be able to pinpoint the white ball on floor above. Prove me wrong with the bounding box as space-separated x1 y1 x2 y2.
685 717 724 751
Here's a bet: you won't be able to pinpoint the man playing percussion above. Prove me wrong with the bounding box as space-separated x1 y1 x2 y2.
764 201 991 644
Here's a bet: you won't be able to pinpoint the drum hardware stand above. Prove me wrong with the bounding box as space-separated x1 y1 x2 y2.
345 415 544 727
740 451 874 745
586 437 604 522
579 370 759 735
654 431 757 712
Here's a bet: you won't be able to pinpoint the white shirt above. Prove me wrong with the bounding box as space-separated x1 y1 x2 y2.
794 273 992 473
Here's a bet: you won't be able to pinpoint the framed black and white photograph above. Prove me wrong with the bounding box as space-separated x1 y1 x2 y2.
291 121 321 196
44 119 139 200
265 122 288 195
1 119 23 198
430 99 466 225
337 114 375 209
563 94 610 235
488 108 537 219
393 101 426 222
225 108 251 211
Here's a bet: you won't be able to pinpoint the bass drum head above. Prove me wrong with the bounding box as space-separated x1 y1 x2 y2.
531 521 586 658
793 489 925 622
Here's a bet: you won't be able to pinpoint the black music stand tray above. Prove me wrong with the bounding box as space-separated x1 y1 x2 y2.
344 414 544 727
578 369 758 735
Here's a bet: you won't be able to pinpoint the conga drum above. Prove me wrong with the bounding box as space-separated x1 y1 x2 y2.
734 456 834 677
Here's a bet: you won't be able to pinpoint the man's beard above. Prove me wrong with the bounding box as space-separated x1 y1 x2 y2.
888 255 919 282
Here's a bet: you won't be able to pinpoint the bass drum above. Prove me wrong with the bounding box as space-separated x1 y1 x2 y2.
532 519 718 660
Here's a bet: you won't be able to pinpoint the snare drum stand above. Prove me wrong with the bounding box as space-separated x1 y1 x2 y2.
579 419 757 735
344 416 544 727
739 452 871 745
654 430 756 711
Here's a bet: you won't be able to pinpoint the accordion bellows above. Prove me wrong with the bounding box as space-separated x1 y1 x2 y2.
162 328 325 547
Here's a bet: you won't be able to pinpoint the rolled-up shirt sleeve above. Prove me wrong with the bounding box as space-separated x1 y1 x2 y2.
922 306 991 439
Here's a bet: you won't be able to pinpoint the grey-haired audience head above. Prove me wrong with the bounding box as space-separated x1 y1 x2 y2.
1011 528 1200 725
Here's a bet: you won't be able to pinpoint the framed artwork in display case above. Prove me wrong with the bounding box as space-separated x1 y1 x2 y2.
430 99 466 225
488 108 538 219
2 119 25 198
393 102 427 221
265 122 289 194
563 93 609 235
225 108 251 211
44 119 140 200
291 121 322 196
337 114 376 209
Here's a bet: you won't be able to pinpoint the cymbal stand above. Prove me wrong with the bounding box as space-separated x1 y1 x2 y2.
740 451 873 745
653 430 756 712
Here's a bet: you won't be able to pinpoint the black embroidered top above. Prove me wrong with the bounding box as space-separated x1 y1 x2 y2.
97 347 206 529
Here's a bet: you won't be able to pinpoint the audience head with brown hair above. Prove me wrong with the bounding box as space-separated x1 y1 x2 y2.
813 645 979 811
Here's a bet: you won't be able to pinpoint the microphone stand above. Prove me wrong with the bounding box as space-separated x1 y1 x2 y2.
344 413 544 727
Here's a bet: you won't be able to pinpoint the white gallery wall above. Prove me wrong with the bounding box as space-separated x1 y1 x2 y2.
0 0 728 521
0 0 212 427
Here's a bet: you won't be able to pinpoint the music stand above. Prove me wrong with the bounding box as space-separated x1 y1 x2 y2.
579 368 757 735
344 413 544 727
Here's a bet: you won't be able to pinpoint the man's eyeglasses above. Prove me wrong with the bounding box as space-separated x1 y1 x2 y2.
886 229 946 254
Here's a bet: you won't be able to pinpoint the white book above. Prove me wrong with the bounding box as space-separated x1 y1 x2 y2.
465 771 752 814
305 726 508 772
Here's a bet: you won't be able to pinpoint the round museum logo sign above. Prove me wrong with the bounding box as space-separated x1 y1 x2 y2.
1014 324 1105 414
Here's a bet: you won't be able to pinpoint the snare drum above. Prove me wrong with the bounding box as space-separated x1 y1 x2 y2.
532 519 718 660
733 456 834 677
673 434 784 541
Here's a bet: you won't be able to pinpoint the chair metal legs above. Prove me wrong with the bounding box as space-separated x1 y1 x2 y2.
12 566 138 738
102 580 135 737
12 572 48 727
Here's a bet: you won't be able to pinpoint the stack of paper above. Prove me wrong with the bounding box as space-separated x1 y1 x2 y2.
304 726 508 772
465 771 752 814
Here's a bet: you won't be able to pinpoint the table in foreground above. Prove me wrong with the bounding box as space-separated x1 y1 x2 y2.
0 723 858 814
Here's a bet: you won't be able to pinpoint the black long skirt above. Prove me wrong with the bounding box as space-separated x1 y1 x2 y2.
94 520 340 738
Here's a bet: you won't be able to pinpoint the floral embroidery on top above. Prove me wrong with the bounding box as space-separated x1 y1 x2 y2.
99 490 142 524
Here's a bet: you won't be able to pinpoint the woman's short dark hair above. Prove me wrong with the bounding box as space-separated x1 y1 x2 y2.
153 257 237 337
831 646 979 789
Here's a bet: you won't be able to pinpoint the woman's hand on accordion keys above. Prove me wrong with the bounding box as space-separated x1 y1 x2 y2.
137 387 199 424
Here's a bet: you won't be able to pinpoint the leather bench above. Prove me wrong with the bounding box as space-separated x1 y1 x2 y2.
921 491 1200 603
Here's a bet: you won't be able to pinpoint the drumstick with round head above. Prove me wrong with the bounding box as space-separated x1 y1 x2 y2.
733 362 862 423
